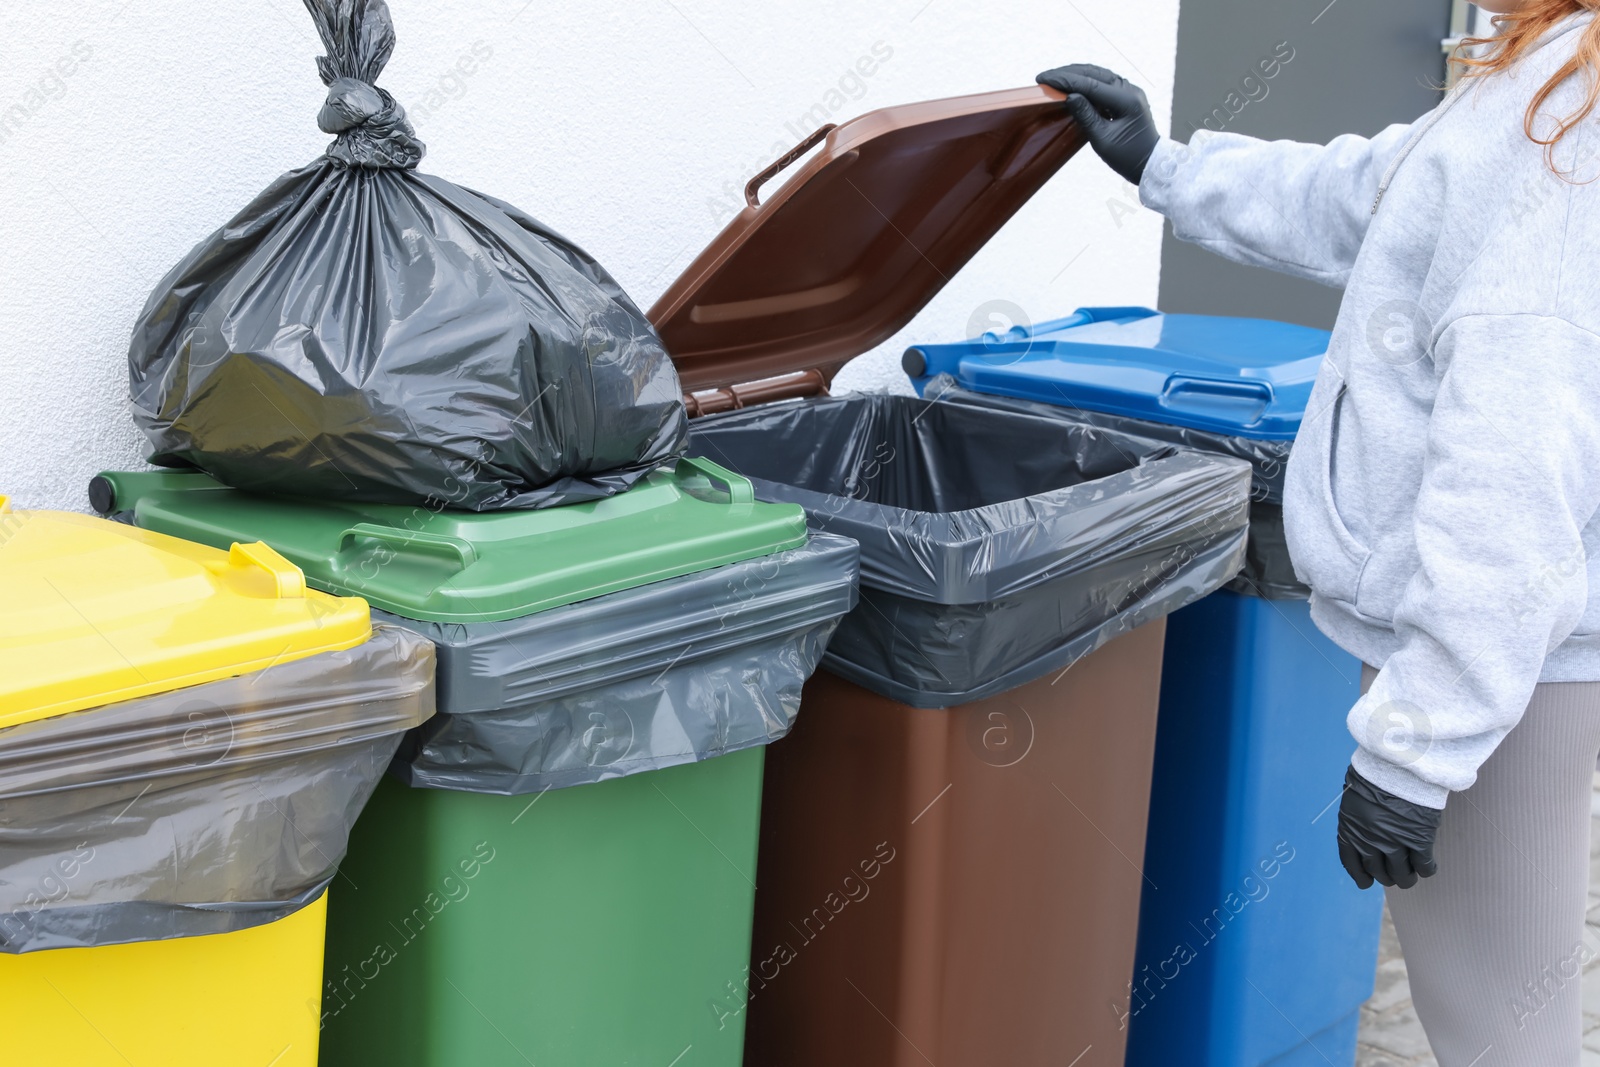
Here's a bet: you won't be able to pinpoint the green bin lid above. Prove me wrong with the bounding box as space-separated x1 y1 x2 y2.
91 458 808 624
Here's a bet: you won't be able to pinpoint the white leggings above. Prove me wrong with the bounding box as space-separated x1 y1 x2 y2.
1364 666 1600 1065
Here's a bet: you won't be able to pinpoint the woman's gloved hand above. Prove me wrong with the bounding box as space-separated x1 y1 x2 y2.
1036 64 1160 185
1336 766 1443 890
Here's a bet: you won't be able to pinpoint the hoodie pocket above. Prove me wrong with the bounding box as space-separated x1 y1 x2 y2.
1307 385 1373 603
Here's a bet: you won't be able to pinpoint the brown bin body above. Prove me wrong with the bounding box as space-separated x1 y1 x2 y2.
744 620 1166 1067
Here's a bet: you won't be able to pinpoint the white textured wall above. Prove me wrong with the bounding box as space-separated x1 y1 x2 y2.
0 0 1179 513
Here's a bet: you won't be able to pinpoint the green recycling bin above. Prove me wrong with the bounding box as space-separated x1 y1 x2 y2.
91 459 860 1067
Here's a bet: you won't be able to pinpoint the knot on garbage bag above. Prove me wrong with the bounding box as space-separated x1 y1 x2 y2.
317 76 425 170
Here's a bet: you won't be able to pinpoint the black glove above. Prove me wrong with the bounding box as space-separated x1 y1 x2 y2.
1036 64 1160 185
1336 766 1442 890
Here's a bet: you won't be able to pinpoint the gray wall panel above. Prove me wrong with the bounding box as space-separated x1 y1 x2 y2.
1159 0 1455 327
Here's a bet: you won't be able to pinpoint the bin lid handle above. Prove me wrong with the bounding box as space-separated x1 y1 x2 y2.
337 524 478 571
227 542 307 599
677 456 754 505
1161 375 1273 403
745 124 837 208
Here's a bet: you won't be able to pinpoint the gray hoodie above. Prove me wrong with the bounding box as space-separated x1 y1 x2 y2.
1141 16 1600 809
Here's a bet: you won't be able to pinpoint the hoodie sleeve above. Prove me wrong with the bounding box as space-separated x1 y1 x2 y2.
1138 125 1415 288
1347 313 1600 807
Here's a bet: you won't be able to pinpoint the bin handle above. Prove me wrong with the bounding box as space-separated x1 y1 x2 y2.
1160 375 1273 411
337 524 477 571
227 542 306 599
745 124 837 208
678 456 754 505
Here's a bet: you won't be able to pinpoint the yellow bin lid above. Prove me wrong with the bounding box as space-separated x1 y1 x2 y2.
0 495 371 729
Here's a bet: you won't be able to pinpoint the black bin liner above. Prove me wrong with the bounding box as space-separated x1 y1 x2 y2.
382 534 860 794
688 393 1252 708
0 626 434 954
924 375 1305 599
127 0 687 512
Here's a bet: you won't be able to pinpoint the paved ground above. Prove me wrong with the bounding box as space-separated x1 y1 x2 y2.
1355 774 1600 1065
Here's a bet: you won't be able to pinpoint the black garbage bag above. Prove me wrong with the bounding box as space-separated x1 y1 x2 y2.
128 0 687 511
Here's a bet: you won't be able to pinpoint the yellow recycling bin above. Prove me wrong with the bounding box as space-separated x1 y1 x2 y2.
0 497 434 1066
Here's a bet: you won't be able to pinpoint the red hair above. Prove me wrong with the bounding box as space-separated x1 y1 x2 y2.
1456 2 1600 170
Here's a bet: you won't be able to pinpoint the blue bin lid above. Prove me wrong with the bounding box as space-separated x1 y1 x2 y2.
904 307 1330 440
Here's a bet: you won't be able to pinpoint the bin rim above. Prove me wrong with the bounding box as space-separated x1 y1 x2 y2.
88 462 810 625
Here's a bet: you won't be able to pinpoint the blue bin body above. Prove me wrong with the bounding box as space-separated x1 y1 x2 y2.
908 307 1383 1067
1129 592 1377 1066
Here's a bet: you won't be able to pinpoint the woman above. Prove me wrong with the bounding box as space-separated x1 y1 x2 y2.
1041 3 1600 1062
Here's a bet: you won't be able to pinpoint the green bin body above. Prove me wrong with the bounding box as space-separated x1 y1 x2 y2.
322 751 763 1065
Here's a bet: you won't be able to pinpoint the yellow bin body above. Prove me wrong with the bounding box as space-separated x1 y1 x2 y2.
2 893 327 1066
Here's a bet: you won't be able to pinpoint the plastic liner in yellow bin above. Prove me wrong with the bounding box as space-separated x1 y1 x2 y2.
0 501 435 1066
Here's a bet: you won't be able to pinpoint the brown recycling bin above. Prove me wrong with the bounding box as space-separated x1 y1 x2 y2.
650 87 1253 1066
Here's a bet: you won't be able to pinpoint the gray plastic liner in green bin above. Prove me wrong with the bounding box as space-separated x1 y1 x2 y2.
688 393 1252 708
382 533 859 795
0 626 434 954
922 374 1306 599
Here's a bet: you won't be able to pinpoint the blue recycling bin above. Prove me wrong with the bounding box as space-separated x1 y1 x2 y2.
906 307 1382 1067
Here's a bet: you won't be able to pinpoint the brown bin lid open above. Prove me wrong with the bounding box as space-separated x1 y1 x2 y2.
649 86 1083 412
